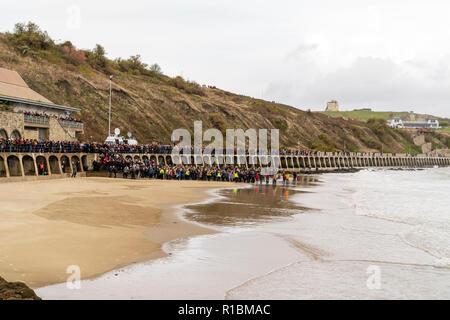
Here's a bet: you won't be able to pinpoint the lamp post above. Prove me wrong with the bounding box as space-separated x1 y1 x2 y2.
108 75 113 136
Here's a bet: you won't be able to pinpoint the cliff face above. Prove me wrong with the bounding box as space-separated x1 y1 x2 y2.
0 33 427 153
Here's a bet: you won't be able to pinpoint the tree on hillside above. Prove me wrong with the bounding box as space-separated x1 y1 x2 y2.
59 43 87 66
128 55 148 72
92 44 106 58
60 40 74 53
7 22 54 53
85 44 109 70
116 54 150 75
150 63 162 74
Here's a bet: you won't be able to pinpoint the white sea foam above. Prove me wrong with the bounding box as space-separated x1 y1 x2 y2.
344 168 450 262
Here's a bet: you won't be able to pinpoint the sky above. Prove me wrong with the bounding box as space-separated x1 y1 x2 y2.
2 0 450 117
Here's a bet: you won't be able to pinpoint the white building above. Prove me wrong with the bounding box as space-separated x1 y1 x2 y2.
387 118 403 128
387 118 440 129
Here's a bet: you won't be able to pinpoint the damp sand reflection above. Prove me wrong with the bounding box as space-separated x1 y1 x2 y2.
184 176 319 227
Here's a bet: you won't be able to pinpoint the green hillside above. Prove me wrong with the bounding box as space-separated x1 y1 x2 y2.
322 110 409 121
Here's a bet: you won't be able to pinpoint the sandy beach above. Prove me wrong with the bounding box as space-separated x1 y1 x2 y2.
0 177 238 288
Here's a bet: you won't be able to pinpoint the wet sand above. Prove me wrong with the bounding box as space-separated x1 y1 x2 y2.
183 183 314 227
0 177 240 288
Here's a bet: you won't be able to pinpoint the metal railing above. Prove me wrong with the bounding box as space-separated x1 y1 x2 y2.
24 115 49 125
0 145 83 153
59 120 84 130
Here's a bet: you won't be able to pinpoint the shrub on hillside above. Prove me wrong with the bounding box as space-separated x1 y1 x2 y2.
116 54 147 74
346 141 359 152
60 43 87 66
430 131 450 149
273 119 288 132
361 137 382 150
115 56 162 78
367 118 391 138
6 22 55 52
0 52 19 64
209 113 227 133
351 126 363 139
170 76 205 96
150 63 162 74
85 44 109 71
310 133 338 152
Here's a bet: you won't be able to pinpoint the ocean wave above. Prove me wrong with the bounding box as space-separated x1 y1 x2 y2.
401 225 450 262
346 168 450 262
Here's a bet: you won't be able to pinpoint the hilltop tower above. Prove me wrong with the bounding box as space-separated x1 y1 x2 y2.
325 100 339 112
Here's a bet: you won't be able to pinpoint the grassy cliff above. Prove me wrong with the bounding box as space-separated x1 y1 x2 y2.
0 22 447 153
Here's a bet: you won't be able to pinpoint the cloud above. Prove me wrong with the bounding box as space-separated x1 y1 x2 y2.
284 43 319 62
267 56 450 117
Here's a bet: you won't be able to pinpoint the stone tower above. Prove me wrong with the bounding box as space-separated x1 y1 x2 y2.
325 100 339 112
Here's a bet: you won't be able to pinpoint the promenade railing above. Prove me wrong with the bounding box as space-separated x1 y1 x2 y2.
0 144 83 153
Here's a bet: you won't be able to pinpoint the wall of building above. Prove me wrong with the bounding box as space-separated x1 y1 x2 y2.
0 110 24 139
23 127 39 140
0 110 79 141
48 118 78 141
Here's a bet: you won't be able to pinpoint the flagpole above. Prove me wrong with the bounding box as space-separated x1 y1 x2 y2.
109 75 112 136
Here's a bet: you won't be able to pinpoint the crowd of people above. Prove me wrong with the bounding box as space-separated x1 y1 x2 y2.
83 142 173 154
94 152 296 184
0 139 83 153
0 138 408 158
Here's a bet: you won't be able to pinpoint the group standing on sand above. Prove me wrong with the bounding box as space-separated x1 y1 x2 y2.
95 153 296 184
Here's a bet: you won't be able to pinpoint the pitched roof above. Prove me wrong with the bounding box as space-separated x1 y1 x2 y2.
0 67 54 104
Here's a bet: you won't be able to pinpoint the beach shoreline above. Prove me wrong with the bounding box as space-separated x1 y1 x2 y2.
35 168 450 300
0 177 244 289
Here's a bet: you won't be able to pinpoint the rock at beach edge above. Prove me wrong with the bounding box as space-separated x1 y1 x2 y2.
0 276 41 300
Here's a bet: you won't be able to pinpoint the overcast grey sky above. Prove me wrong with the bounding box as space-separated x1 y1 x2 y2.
2 0 450 117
